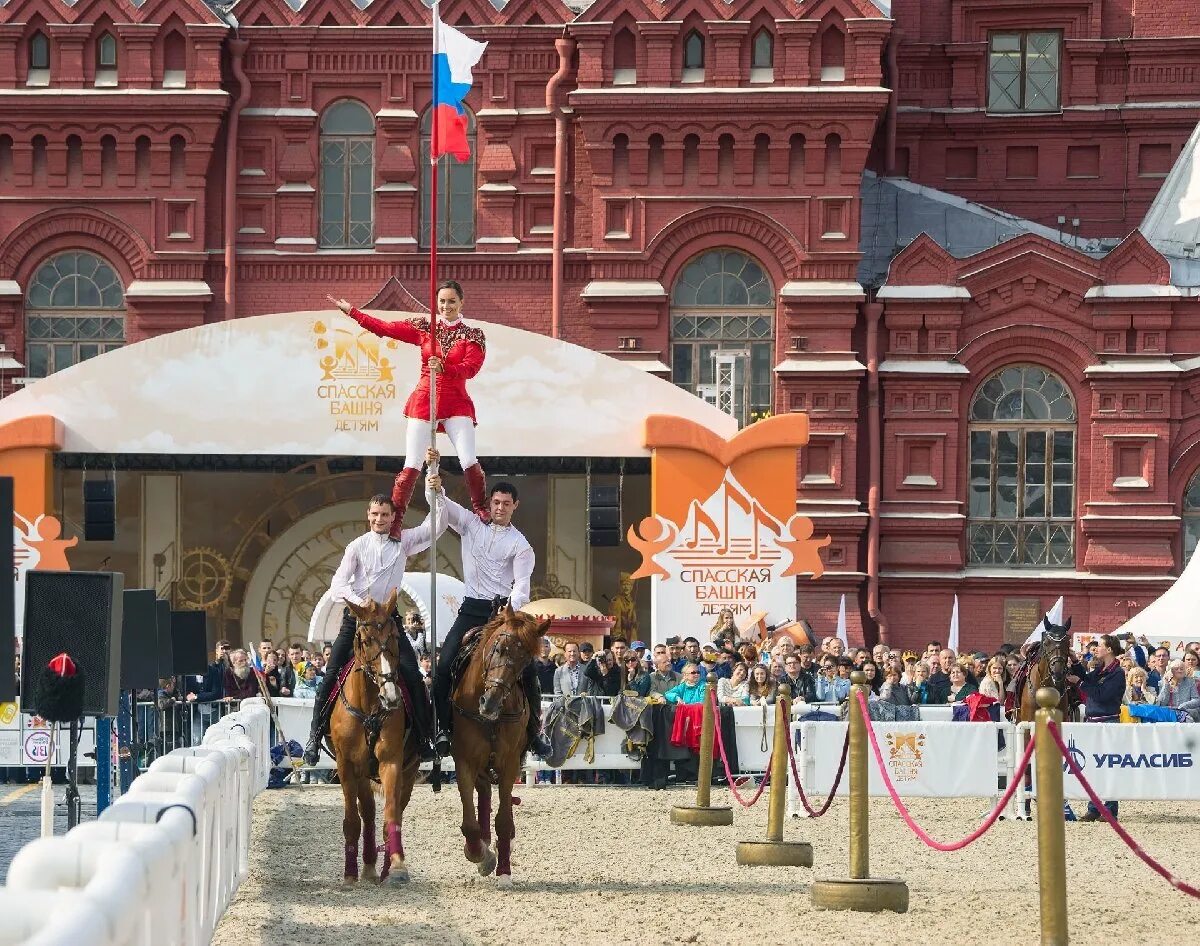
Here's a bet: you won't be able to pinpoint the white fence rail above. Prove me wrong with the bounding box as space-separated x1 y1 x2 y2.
0 698 271 946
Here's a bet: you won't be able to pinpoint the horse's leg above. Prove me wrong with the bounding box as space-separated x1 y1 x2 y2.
456 755 485 865
378 758 409 884
494 761 519 888
477 778 493 847
338 762 361 885
358 777 377 883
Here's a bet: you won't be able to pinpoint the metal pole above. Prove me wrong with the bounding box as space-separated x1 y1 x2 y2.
95 716 111 813
848 671 869 880
1035 686 1069 946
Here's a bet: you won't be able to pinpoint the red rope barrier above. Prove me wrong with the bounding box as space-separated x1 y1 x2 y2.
786 722 848 818
709 691 771 808
855 691 1034 852
1047 721 1200 900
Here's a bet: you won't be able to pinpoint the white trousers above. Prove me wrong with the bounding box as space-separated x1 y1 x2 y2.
403 415 477 469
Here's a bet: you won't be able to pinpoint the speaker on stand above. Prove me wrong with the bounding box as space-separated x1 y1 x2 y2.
83 477 115 542
586 460 624 547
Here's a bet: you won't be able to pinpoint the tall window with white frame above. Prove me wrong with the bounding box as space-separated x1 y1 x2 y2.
24 252 125 379
420 105 476 249
670 249 774 427
319 100 375 249
988 31 1061 113
1181 471 1200 566
968 365 1076 567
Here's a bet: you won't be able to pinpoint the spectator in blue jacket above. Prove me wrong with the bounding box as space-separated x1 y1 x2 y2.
1067 633 1126 821
815 656 850 703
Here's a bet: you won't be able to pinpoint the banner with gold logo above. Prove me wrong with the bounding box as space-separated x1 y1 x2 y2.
627 415 829 644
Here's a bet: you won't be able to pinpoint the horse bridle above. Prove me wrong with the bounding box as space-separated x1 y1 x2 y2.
1041 626 1070 694
354 615 401 697
480 629 523 709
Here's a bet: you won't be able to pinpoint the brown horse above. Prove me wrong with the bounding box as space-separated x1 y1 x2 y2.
329 589 420 886
450 605 550 889
1015 614 1075 723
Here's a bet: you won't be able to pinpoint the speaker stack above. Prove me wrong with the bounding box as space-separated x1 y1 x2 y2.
21 570 124 717
588 484 622 547
83 478 115 542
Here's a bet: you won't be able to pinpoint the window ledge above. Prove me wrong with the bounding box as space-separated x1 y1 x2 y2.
25 70 49 88
94 71 117 88
681 69 705 84
162 72 186 89
1113 476 1150 489
612 69 636 86
902 474 938 487
820 66 845 83
801 474 836 486
985 108 1063 117
750 67 774 84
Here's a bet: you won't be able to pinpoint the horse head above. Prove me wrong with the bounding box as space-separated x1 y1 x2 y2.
1039 613 1073 696
478 605 552 721
346 588 402 709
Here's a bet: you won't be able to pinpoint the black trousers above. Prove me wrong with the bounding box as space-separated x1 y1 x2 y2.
432 596 541 737
313 607 433 743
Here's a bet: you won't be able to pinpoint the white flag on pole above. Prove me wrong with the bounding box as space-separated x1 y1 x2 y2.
947 594 960 653
836 594 848 647
1023 595 1064 647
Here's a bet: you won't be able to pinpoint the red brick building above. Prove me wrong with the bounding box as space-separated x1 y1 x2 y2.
2 0 1200 649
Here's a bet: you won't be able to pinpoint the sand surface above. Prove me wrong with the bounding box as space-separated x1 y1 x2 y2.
213 783 1200 945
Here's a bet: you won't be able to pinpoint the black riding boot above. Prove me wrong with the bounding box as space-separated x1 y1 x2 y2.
522 666 552 760
302 668 339 766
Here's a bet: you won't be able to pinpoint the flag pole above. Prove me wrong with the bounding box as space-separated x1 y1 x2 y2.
428 2 442 784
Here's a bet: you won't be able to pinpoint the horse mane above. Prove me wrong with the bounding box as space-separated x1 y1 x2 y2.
477 608 546 657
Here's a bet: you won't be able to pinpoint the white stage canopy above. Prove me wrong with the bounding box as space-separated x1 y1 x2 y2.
0 310 735 457
308 571 465 648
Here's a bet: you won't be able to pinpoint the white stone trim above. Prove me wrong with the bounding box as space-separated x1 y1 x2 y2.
581 280 666 299
877 285 971 299
125 280 212 299
375 108 418 120
1084 359 1181 375
0 280 22 298
1084 284 1181 299
572 85 890 95
242 107 318 118
774 357 866 374
779 280 865 298
276 183 315 193
879 359 970 375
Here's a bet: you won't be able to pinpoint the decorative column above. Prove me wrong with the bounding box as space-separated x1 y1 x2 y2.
476 110 520 251
274 114 318 253
116 25 156 89
375 109 419 252
639 23 677 85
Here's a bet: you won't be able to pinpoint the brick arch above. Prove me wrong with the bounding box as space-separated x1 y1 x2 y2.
1 208 150 284
647 206 802 288
959 323 1094 393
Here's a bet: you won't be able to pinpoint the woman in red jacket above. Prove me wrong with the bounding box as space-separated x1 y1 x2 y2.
328 281 489 536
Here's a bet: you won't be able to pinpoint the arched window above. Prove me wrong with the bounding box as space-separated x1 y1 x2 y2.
170 134 186 185
66 135 82 187
1183 471 1200 565
820 25 846 82
96 32 117 86
671 249 774 426
420 105 475 249
25 252 125 378
717 133 734 186
824 133 841 184
683 30 705 82
751 29 774 82
789 133 806 184
968 365 1076 567
162 31 186 88
753 134 770 186
135 135 151 187
100 135 117 187
613 28 636 85
648 133 664 187
612 133 629 187
320 100 375 249
683 134 700 185
31 135 47 186
28 32 50 86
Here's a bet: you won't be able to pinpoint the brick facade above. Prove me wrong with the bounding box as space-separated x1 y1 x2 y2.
1 0 1198 649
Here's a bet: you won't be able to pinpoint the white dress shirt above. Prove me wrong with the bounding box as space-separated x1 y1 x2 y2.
330 513 445 607
439 495 534 611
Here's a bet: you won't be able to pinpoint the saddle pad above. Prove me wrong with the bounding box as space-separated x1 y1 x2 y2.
450 625 483 690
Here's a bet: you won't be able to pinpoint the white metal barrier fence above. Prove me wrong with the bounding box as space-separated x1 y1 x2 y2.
0 698 271 946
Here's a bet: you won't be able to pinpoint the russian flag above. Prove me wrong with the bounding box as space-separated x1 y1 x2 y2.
432 12 487 162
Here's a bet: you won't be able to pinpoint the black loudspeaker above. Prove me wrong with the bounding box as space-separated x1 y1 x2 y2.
155 600 174 681
22 570 124 716
120 590 160 691
0 478 14 703
588 484 621 547
83 479 115 542
171 611 209 676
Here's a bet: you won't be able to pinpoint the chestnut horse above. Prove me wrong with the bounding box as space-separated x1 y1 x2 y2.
329 590 420 885
450 605 550 888
1016 614 1075 724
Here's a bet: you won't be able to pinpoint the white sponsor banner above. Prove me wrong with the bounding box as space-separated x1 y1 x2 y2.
1073 631 1200 657
1024 722 1200 800
0 701 96 767
796 721 1006 798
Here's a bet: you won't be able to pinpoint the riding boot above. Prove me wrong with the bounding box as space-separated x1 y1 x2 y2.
521 668 552 760
303 671 338 766
463 462 491 523
388 467 422 540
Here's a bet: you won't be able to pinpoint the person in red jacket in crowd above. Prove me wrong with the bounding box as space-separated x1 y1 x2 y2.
327 280 489 537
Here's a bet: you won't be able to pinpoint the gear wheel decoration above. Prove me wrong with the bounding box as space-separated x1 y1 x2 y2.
177 546 233 610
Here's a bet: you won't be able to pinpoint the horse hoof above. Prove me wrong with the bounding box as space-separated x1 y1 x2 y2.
361 864 377 882
386 866 410 885
342 875 358 887
497 874 513 889
478 846 497 877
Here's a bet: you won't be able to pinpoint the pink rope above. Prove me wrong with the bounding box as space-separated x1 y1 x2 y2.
709 691 772 808
786 724 848 818
855 691 1035 852
1047 721 1200 900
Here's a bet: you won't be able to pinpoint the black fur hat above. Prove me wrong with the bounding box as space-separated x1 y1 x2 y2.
34 652 85 723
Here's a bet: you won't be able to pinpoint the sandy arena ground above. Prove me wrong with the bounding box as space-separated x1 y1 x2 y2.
213 782 1200 946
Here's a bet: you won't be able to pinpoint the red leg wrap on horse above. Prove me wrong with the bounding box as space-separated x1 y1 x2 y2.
362 825 377 864
387 822 404 860
497 837 512 876
344 842 359 878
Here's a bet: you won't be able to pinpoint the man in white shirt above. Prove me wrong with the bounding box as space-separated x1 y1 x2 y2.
302 487 446 766
426 450 550 759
